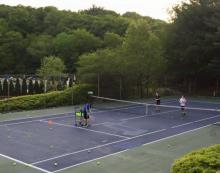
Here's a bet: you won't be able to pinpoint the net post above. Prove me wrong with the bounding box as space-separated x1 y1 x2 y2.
145 104 148 116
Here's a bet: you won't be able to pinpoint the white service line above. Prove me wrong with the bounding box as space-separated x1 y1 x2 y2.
31 128 166 165
171 114 220 128
39 120 129 139
0 153 52 173
0 111 73 123
53 124 212 173
0 119 39 127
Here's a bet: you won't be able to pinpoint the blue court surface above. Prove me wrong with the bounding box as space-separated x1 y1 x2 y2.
0 98 219 172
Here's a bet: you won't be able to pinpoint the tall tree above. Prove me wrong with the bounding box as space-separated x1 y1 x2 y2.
37 56 66 91
122 20 165 97
166 0 220 93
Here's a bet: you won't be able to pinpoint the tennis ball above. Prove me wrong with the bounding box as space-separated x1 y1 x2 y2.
49 145 54 149
167 144 171 148
12 162 17 166
54 162 58 166
88 150 91 153
96 161 100 165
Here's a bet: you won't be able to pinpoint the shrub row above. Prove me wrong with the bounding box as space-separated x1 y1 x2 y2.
0 84 94 113
171 144 220 173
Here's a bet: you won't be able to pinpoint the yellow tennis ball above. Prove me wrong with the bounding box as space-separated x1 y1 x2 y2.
12 162 17 166
97 161 100 165
54 162 58 166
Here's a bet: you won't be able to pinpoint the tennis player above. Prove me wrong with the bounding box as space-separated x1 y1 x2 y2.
179 95 187 117
155 92 161 112
82 103 91 127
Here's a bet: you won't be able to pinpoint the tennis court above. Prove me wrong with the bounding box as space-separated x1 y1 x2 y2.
0 97 219 173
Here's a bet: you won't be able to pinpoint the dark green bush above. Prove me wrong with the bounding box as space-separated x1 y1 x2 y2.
170 144 220 173
0 84 94 113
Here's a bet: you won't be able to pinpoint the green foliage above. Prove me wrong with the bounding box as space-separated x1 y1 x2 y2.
53 29 102 73
170 144 220 173
103 32 123 48
80 5 119 17
37 56 66 79
0 84 94 112
166 0 220 93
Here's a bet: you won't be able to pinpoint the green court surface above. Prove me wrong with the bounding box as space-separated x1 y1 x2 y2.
1 124 219 173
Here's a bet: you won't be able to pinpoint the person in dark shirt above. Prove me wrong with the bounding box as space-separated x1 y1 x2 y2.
82 103 91 127
155 92 160 112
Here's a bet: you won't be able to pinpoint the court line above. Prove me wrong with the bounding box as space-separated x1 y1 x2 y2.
0 153 52 173
189 100 220 105
0 119 40 127
171 114 220 128
39 120 129 139
31 128 166 165
53 124 212 173
0 111 73 124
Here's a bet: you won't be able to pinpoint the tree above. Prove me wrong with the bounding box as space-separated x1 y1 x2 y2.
26 34 54 72
53 29 102 73
103 32 123 48
166 0 220 93
37 56 66 91
121 20 165 97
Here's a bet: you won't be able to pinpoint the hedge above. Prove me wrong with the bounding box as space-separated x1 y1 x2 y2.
170 144 220 173
0 84 94 113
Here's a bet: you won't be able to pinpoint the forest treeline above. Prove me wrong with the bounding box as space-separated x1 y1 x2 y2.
0 0 220 97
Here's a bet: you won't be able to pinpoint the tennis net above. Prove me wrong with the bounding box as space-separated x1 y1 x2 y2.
90 96 220 118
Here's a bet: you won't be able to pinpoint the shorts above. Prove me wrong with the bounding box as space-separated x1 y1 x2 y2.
181 106 185 110
83 111 89 119
156 100 160 105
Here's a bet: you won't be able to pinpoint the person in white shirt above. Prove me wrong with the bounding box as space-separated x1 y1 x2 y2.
179 95 187 117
